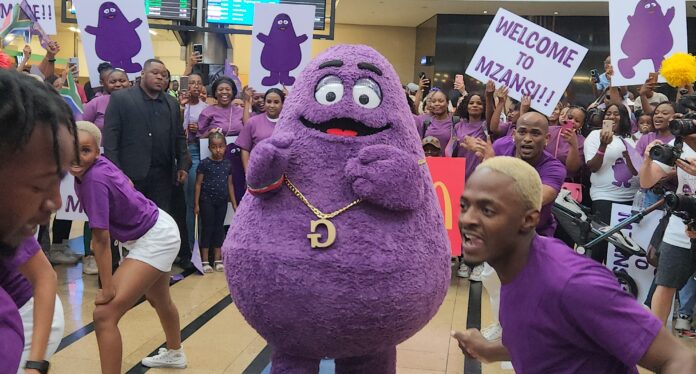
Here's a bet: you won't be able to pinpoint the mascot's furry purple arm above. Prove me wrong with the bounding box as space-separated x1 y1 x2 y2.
222 45 451 374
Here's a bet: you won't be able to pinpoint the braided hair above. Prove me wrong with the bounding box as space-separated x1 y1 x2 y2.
0 69 79 175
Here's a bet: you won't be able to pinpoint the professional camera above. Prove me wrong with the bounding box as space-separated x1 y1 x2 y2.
649 143 683 166
669 94 696 137
664 191 696 247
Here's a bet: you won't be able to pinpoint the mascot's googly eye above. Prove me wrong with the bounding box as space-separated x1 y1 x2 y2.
352 78 382 109
277 20 283 25
110 7 116 12
104 9 110 14
315 75 344 105
284 20 289 25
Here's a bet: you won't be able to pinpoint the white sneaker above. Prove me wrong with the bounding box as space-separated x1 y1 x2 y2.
457 263 470 278
202 263 213 274
214 261 224 272
49 249 80 265
469 264 485 282
82 256 98 275
141 347 187 368
481 322 503 341
675 315 692 331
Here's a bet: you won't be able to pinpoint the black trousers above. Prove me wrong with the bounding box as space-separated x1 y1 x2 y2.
199 198 228 249
133 166 174 214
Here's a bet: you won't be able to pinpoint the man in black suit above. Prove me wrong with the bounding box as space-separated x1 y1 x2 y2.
103 59 192 213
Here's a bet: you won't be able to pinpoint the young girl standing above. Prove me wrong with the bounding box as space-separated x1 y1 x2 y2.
195 132 236 273
70 122 186 373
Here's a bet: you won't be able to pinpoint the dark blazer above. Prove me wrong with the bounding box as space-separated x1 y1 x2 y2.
103 86 192 182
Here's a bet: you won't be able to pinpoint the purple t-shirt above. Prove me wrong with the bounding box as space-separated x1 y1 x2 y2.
235 114 277 151
546 126 586 176
0 236 39 308
501 235 662 373
0 285 22 373
496 120 516 139
635 132 674 158
75 157 159 242
82 94 111 131
447 119 487 178
198 104 244 137
418 114 454 156
493 136 566 236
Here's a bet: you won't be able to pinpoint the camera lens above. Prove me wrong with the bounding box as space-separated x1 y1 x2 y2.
669 118 696 137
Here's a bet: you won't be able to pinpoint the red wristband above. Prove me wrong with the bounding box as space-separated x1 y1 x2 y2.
596 150 605 156
247 175 285 195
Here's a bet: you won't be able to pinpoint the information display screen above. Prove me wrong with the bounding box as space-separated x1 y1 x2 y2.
207 0 326 30
145 0 192 21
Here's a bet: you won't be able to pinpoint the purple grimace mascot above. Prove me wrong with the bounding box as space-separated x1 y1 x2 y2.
222 45 450 373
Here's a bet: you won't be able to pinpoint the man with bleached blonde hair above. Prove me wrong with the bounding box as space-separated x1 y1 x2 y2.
451 156 696 373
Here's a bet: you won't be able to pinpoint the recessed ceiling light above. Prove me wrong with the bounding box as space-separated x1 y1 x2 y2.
554 11 559 15
483 10 488 14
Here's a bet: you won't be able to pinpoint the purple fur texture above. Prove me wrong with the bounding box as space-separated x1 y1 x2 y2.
223 45 450 370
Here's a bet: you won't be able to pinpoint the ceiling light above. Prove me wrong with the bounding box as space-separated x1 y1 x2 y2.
554 11 559 15
149 30 158 35
483 10 488 14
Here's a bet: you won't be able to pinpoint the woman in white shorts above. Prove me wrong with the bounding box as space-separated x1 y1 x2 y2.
70 122 186 374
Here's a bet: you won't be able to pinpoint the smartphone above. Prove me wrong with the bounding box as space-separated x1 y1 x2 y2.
648 72 659 84
590 69 599 83
193 44 203 57
455 74 464 86
602 120 614 132
68 57 78 68
561 120 574 131
180 75 189 93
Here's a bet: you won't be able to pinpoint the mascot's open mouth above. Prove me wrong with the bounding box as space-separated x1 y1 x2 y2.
300 117 390 137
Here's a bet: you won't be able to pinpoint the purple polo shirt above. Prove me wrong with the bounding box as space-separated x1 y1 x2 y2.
75 157 159 242
493 136 567 236
0 236 39 308
198 104 244 137
82 94 111 131
501 235 661 373
236 114 277 152
447 119 487 178
0 285 22 373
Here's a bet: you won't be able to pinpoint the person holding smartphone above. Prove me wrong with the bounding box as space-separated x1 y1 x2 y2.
584 103 639 264
636 72 669 114
546 107 587 176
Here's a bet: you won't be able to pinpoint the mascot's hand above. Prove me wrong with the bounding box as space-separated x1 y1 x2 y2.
246 133 295 197
345 144 425 211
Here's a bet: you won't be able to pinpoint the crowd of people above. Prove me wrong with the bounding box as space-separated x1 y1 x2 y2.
2 33 696 372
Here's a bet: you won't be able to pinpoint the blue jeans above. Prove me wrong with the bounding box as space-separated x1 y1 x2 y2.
185 143 200 249
679 273 696 317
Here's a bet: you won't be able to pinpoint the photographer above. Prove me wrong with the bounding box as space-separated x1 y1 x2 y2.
640 115 696 326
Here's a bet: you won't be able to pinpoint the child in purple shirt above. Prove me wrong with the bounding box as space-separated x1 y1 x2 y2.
453 156 696 373
70 122 187 372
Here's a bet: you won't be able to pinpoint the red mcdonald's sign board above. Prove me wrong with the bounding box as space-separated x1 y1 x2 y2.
426 157 466 256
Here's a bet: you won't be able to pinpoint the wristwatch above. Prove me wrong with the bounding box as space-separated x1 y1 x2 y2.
25 360 50 374
47 58 56 63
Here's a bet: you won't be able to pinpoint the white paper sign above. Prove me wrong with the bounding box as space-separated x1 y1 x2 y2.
606 204 661 303
465 8 588 116
0 0 56 35
74 0 154 86
609 0 687 87
57 174 89 221
249 3 314 91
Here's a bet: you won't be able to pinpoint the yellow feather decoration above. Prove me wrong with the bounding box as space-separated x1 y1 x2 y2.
660 53 696 88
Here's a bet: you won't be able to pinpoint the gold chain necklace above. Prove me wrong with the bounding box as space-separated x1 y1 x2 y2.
284 175 362 249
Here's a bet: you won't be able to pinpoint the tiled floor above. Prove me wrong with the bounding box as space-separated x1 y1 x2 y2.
47 222 696 373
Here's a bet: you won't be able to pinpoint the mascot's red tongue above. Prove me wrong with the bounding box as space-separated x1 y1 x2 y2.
327 128 358 137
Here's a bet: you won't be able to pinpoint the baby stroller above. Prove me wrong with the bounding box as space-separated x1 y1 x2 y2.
553 189 663 297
